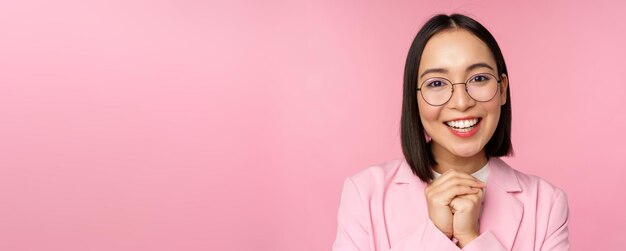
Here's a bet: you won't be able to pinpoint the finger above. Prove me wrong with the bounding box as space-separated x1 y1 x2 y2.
456 190 483 204
449 196 472 210
477 187 485 202
429 178 485 196
430 170 485 188
450 193 484 211
426 178 484 201
441 185 482 202
429 185 482 206
429 176 484 195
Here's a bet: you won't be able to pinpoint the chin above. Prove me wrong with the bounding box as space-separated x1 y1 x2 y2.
449 144 483 158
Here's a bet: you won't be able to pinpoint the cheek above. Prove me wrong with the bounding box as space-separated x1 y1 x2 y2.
484 101 502 129
417 99 441 130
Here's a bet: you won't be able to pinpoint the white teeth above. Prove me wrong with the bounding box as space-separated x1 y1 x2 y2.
446 118 479 129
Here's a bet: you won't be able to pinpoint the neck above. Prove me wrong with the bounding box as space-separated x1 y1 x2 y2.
430 142 488 175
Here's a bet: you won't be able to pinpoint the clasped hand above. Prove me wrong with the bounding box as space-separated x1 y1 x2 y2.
424 169 485 248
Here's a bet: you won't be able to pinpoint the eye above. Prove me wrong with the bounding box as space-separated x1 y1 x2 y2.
425 79 447 88
470 74 491 83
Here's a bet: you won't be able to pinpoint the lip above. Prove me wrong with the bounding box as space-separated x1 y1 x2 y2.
444 116 482 122
445 118 481 138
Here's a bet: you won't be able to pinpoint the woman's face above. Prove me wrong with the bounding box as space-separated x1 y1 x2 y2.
417 29 508 159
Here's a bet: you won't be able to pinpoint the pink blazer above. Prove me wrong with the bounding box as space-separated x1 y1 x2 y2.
332 157 570 251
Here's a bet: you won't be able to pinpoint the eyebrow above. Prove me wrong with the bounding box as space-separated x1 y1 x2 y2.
419 62 495 79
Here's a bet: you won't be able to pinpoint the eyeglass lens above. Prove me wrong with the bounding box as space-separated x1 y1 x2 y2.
420 73 499 106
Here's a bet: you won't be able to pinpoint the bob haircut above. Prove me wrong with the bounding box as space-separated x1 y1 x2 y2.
400 13 513 183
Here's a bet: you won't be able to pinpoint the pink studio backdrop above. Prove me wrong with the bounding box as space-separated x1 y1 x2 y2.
0 0 624 250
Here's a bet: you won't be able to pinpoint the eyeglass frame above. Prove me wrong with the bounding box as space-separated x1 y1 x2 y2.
416 72 503 106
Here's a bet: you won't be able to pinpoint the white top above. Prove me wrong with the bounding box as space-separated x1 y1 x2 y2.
432 160 490 183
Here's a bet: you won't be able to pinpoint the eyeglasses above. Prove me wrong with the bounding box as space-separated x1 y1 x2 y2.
417 72 502 106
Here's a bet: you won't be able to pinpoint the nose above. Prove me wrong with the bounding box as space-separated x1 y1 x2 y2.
447 83 476 111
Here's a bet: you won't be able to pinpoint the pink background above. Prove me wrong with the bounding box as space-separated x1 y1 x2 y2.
1 0 624 250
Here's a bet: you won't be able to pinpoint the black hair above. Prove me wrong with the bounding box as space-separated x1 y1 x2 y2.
400 13 513 183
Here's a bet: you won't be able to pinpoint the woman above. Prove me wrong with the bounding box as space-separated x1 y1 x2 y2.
332 14 570 250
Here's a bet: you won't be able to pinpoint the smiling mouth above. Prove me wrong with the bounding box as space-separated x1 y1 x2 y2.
443 118 482 132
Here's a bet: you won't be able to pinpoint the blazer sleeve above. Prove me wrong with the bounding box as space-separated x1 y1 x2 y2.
390 219 464 251
332 177 372 251
540 188 570 250
332 177 461 251
458 230 506 251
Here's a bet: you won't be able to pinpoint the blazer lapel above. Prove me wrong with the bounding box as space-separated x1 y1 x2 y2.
480 157 524 250
387 160 429 246
389 157 524 250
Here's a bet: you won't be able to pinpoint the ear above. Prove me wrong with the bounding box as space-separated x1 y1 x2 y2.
499 73 508 106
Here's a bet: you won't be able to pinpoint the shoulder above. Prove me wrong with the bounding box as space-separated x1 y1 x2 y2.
494 158 569 210
499 159 570 240
510 163 568 199
342 158 408 197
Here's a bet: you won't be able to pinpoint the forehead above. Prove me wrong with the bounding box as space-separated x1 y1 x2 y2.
418 29 496 78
